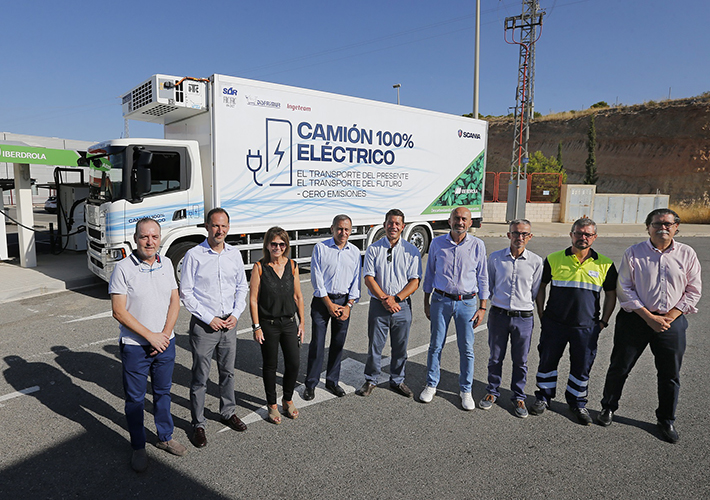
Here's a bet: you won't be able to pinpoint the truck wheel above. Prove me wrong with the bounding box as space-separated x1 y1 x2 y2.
407 225 430 255
166 241 198 284
373 228 386 242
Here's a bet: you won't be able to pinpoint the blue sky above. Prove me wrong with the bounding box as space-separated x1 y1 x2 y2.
2 0 707 143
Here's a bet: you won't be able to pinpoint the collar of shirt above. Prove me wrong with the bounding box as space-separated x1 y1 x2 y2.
564 246 599 262
644 238 675 254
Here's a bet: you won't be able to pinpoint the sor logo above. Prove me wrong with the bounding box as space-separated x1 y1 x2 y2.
458 129 481 140
222 87 238 96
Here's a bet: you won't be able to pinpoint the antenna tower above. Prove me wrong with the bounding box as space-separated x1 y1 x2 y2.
504 0 544 221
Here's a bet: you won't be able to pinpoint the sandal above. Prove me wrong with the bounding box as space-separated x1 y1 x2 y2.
282 399 299 419
267 404 281 425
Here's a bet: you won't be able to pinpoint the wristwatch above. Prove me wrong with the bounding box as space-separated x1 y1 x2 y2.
394 295 402 303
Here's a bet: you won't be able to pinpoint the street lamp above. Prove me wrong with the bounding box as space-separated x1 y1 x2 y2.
393 83 401 105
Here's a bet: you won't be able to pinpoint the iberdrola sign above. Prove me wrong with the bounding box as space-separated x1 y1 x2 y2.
0 145 80 167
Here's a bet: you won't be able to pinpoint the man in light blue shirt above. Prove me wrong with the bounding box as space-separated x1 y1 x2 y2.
420 207 489 410
180 208 249 448
303 214 361 400
480 219 543 418
357 209 422 398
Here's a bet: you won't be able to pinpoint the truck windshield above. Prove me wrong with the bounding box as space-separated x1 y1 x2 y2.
88 153 124 203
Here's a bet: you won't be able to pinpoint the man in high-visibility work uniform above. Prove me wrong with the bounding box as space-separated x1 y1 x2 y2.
530 218 618 425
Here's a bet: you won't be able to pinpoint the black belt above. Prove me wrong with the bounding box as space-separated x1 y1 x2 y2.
491 305 534 318
327 293 348 300
434 289 476 301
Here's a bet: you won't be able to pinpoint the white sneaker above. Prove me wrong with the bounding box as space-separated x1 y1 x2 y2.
419 386 436 403
460 392 475 411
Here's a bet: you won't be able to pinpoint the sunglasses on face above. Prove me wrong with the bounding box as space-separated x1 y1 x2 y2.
270 242 287 249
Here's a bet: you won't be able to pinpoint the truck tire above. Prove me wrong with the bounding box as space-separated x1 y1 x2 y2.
407 225 430 255
166 241 198 284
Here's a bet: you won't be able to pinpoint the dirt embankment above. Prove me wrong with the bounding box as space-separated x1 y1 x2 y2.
485 97 710 203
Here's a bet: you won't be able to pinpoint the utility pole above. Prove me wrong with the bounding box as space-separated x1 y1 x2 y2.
473 0 481 119
504 0 544 221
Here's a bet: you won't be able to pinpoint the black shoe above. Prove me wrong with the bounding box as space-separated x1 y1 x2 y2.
529 399 548 416
390 382 413 398
325 383 346 397
597 408 613 427
191 427 207 448
302 387 315 401
570 406 593 425
657 421 679 444
356 382 376 397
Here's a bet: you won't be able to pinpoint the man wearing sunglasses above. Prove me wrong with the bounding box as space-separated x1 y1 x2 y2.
530 217 617 425
419 207 489 411
479 219 543 417
598 209 701 443
357 209 422 398
110 218 186 472
180 208 249 448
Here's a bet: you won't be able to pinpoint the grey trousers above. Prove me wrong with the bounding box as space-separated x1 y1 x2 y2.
189 316 237 428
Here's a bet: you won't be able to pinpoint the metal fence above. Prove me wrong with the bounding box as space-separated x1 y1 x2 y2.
484 172 562 203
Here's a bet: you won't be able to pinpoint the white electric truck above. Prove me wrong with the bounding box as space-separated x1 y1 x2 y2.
83 74 488 281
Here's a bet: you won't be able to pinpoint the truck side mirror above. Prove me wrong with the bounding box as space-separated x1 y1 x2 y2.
134 166 152 201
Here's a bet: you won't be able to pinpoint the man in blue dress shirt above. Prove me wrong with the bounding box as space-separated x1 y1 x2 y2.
180 208 249 448
303 214 361 400
479 219 543 418
420 207 489 410
357 209 422 398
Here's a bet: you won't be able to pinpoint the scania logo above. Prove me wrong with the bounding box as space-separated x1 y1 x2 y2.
458 129 481 140
222 87 238 96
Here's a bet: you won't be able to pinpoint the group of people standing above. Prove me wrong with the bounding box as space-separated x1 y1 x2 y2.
110 206 700 472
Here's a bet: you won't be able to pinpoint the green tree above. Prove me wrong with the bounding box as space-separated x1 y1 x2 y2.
584 115 598 184
557 141 564 170
590 101 609 109
526 150 566 202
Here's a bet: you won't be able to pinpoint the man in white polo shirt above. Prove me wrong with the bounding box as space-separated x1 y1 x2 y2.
110 218 186 473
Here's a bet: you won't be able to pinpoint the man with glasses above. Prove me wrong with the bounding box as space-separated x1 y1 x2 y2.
597 209 701 443
110 218 186 472
479 219 543 417
530 218 617 425
357 209 422 398
181 208 249 447
303 214 361 400
419 207 488 410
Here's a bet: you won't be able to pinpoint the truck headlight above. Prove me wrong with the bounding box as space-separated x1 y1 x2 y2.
107 248 127 261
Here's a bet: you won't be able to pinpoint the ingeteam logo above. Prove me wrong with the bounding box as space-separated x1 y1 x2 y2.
458 129 481 140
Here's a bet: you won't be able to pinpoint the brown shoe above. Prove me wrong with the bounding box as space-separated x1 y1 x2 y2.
356 382 376 397
155 439 188 456
221 414 247 432
191 427 207 448
390 382 413 398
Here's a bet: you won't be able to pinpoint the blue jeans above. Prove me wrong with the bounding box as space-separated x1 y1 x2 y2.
426 293 477 393
365 298 412 385
121 338 175 450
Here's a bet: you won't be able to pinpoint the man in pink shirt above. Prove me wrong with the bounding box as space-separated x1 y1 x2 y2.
598 209 702 443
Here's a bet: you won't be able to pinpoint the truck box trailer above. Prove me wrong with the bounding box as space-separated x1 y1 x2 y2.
83 74 488 281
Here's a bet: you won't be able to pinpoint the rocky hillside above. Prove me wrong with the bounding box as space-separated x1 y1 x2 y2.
485 96 710 203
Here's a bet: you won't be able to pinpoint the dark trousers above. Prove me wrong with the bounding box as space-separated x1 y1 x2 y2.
305 295 350 389
534 316 601 408
260 316 300 405
486 308 534 401
601 309 687 425
121 338 175 450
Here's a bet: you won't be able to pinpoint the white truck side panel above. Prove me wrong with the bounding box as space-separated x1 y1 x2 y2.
206 74 486 231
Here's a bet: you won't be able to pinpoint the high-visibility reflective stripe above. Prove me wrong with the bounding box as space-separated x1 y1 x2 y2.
569 374 588 387
536 370 558 379
537 381 557 389
551 280 602 292
566 384 587 397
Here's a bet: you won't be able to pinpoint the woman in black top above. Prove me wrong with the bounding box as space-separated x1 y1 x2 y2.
249 227 305 424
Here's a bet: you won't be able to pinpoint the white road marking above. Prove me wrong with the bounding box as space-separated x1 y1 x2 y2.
0 385 40 407
228 324 488 428
65 311 114 323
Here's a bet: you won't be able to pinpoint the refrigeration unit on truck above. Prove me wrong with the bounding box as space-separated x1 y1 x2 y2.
82 74 488 281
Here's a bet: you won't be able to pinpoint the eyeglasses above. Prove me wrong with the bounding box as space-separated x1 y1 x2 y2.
387 247 393 263
270 242 287 249
650 222 677 229
572 231 596 238
510 231 531 238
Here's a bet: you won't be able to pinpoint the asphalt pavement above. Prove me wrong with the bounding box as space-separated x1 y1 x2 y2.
0 229 708 499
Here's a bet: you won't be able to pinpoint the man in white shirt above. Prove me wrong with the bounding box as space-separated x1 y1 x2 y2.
110 218 186 472
180 208 249 448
